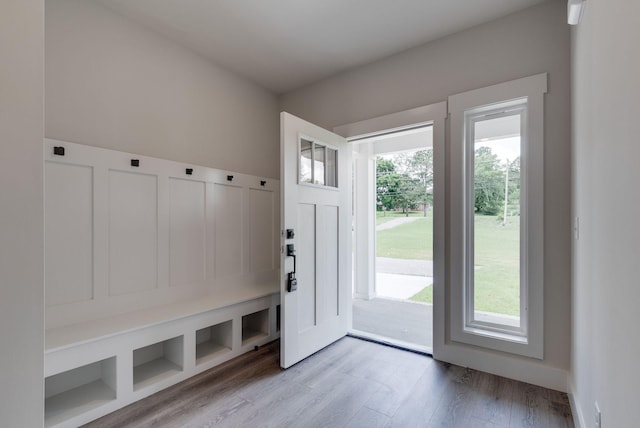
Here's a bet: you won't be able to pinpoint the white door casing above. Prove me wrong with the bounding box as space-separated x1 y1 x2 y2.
280 112 352 369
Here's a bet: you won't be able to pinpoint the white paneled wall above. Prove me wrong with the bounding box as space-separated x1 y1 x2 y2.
44 139 279 330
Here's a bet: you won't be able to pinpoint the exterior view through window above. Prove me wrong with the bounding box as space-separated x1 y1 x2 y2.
467 107 524 333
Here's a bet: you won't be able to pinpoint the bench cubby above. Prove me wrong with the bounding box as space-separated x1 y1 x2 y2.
242 308 270 346
45 357 116 427
133 336 184 391
195 320 233 365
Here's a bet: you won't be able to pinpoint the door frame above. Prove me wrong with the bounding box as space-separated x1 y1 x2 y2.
333 102 446 357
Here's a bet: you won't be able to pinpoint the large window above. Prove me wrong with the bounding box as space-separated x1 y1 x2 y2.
465 102 525 336
449 74 546 358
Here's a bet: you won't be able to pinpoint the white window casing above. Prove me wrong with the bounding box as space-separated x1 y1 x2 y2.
448 74 546 359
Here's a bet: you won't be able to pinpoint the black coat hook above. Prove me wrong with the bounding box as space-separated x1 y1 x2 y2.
260 180 266 186
131 159 140 167
186 168 193 175
53 146 65 156
227 175 234 181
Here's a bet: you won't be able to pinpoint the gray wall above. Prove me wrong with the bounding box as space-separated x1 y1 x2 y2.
46 0 280 178
571 0 640 425
0 0 45 425
281 0 571 373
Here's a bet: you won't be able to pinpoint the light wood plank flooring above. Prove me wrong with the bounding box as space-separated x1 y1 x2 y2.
84 337 573 427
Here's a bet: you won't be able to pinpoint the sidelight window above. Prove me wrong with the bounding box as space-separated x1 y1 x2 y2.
449 73 546 358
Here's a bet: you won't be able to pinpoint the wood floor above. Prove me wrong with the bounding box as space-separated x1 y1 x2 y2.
84 337 574 428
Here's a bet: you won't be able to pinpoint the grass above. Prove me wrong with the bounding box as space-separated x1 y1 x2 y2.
409 285 433 304
377 213 520 316
471 215 520 316
376 214 433 259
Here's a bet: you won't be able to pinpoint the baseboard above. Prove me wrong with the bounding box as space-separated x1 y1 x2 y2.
434 342 568 392
568 379 586 428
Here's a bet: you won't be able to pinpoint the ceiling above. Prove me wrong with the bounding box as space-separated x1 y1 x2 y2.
95 0 548 94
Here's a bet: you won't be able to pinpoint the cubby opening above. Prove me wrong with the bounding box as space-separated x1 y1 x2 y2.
133 336 184 391
276 304 281 333
45 357 116 427
242 308 270 345
195 320 233 365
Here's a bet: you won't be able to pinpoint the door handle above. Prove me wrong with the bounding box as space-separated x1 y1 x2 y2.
287 244 297 292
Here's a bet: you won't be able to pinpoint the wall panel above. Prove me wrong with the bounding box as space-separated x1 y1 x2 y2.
214 184 243 279
169 178 206 287
45 162 94 306
44 139 279 329
108 170 158 296
250 189 275 273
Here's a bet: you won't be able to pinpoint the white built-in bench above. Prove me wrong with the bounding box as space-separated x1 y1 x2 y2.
43 140 282 427
45 284 280 428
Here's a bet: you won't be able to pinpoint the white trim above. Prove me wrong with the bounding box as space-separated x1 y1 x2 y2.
334 103 447 139
435 342 568 392
567 379 586 428
334 102 446 358
448 73 547 359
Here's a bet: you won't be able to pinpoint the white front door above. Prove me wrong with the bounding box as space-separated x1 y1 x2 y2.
280 112 352 368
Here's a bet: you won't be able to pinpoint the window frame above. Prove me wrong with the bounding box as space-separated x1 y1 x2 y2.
465 103 527 338
297 134 339 189
448 74 546 359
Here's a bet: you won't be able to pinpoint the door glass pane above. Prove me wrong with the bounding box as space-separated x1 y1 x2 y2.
473 114 521 327
326 148 337 188
300 138 313 184
314 145 325 185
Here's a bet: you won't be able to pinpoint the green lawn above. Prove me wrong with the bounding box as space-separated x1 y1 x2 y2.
377 214 520 316
376 215 433 259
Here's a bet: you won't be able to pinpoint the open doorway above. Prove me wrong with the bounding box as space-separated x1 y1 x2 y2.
350 126 434 353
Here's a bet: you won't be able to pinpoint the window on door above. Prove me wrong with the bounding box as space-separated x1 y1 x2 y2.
299 137 338 188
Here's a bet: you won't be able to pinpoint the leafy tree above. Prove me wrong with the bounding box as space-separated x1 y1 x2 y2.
405 150 433 216
506 157 521 216
395 173 422 216
474 146 504 215
376 150 434 216
376 158 401 212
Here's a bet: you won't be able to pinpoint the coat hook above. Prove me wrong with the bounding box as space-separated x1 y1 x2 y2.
186 168 193 175
227 175 234 181
53 146 65 156
131 159 140 167
260 180 266 186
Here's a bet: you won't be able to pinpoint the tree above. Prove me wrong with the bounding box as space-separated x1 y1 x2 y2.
474 146 504 215
405 150 433 216
376 158 401 212
395 173 422 216
376 150 434 216
506 157 521 216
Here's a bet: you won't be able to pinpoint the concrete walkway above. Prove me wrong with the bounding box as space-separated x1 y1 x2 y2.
375 216 420 231
376 272 432 300
376 257 433 276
